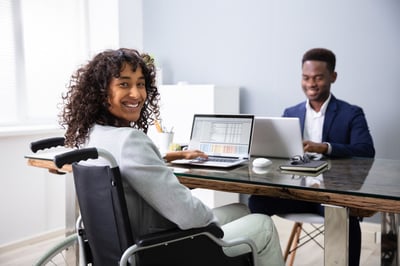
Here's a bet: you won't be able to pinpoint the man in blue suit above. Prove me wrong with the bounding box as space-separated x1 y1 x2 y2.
249 48 375 266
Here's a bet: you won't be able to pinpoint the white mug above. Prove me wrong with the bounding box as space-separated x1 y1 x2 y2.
158 132 174 154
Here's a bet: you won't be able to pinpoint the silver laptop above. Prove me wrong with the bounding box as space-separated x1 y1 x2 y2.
171 114 254 167
250 117 304 158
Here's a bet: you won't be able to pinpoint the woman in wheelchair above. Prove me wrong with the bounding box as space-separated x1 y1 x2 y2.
59 48 284 265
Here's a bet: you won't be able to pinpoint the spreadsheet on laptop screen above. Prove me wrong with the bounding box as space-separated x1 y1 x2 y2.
189 115 254 158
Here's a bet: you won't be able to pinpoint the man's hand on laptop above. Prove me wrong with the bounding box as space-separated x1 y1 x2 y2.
164 150 208 162
303 140 329 155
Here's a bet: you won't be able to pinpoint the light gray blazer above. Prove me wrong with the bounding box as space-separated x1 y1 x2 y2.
84 124 216 237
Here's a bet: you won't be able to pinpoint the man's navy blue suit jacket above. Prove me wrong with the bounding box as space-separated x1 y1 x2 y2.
283 94 375 158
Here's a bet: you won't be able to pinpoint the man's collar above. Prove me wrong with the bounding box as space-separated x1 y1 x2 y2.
305 94 332 114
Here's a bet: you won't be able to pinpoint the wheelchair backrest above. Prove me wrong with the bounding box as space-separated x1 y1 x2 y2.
72 163 134 265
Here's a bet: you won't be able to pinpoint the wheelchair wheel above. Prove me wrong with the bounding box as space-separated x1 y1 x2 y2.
33 233 78 266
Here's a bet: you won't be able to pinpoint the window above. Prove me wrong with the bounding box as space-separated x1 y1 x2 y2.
0 0 18 124
0 0 88 126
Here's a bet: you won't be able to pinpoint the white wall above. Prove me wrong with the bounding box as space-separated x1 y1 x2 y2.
119 0 143 50
0 129 65 245
86 0 143 55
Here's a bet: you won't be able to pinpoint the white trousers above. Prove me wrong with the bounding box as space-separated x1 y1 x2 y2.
213 203 284 266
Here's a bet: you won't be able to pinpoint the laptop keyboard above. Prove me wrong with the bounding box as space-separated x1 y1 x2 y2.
170 155 246 168
203 157 239 163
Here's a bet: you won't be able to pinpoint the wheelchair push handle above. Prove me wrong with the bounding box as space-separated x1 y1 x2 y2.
54 148 99 168
30 137 66 153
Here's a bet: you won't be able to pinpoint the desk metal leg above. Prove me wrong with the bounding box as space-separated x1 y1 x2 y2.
381 212 399 266
65 172 79 265
324 205 349 266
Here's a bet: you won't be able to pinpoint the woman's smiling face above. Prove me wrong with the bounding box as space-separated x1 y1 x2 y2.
107 64 147 126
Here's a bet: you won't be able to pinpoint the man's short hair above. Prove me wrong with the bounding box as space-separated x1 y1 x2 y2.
302 48 336 73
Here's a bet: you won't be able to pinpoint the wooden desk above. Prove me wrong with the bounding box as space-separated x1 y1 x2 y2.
27 156 400 266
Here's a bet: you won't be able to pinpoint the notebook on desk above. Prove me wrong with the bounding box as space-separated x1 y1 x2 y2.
170 114 254 168
279 159 328 172
250 117 304 159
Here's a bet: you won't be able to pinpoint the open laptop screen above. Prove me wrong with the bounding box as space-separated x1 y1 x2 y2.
250 117 304 158
188 114 254 159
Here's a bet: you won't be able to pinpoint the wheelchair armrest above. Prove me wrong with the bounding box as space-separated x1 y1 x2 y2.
136 222 223 247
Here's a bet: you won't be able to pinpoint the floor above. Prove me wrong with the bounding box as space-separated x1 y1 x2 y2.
0 217 382 265
0 233 68 265
272 216 382 265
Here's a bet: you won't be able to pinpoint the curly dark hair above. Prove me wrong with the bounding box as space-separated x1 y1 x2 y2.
59 48 160 148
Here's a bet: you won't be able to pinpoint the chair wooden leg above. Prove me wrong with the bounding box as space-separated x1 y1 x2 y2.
283 223 298 260
284 222 302 266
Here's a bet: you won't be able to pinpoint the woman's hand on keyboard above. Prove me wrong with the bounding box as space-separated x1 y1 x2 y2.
163 150 208 162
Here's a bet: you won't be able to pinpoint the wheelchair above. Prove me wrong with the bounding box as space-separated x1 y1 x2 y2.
31 137 258 266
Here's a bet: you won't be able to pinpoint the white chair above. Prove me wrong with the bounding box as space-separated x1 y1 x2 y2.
278 213 325 266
